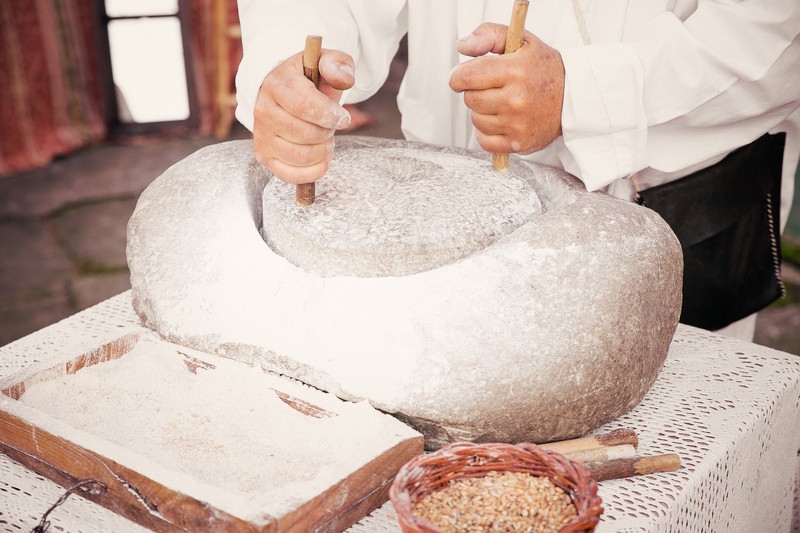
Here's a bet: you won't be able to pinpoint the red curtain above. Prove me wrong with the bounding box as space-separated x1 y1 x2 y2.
0 0 107 178
0 0 241 178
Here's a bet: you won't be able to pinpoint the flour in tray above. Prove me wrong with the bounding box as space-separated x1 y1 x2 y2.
19 335 419 521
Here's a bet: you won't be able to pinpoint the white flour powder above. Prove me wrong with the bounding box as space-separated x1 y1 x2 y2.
19 335 419 522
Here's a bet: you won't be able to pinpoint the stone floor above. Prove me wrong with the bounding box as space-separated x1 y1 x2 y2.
1 60 799 354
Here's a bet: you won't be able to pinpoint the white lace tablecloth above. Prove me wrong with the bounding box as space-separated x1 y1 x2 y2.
1 292 799 533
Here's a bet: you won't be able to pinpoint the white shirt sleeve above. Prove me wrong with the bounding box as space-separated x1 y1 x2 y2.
234 0 407 132
558 1 800 192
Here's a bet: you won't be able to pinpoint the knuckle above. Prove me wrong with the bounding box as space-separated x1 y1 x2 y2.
475 133 491 152
283 118 307 139
459 66 473 87
508 92 527 112
463 90 476 109
470 112 481 128
277 173 299 185
287 92 312 117
253 138 273 168
256 152 275 174
294 146 322 167
255 151 270 168
448 77 461 92
253 95 274 119
509 64 526 81
296 165 325 185
470 112 487 133
261 71 288 100
319 160 330 177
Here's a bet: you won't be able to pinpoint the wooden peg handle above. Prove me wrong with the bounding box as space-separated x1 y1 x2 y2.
296 35 322 207
563 444 636 464
492 0 529 172
540 428 639 455
302 35 322 88
583 453 682 482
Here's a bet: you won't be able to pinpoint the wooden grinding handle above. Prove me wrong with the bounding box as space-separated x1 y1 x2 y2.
583 453 682 482
563 444 636 464
492 0 530 172
540 428 639 455
296 35 322 207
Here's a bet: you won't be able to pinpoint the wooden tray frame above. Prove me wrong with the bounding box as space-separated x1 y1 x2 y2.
0 333 423 532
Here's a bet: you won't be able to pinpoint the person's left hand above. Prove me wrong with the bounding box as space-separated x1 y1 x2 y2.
450 22 565 156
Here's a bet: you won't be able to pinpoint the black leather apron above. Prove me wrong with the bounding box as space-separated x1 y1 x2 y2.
636 133 786 330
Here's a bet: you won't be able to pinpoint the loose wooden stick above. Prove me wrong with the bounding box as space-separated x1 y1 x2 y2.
296 35 322 207
539 428 639 455
492 0 530 172
583 454 682 482
563 444 636 464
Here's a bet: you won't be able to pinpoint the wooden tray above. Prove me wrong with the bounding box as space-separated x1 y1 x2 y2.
0 332 423 532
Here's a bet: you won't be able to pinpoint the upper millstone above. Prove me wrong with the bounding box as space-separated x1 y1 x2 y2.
261 147 543 277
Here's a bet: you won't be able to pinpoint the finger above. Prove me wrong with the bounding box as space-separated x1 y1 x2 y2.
455 22 509 57
263 150 333 185
475 131 517 155
261 101 334 145
270 71 351 130
270 135 334 168
462 88 505 115
450 56 508 92
470 112 505 137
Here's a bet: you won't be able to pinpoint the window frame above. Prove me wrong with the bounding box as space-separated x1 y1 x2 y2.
97 0 198 134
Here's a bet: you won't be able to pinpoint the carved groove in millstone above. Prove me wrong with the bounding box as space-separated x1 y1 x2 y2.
261 147 543 277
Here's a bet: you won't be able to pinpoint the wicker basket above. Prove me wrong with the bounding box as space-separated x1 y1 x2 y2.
389 441 603 533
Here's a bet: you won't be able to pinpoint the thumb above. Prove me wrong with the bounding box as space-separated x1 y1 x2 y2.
456 22 509 57
318 50 355 99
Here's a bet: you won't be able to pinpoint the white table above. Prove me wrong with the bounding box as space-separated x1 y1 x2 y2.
2 292 799 532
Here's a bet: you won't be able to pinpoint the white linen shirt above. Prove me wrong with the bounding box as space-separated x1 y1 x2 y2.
235 0 800 230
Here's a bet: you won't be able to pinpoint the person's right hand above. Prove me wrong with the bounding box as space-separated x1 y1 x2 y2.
253 49 355 184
